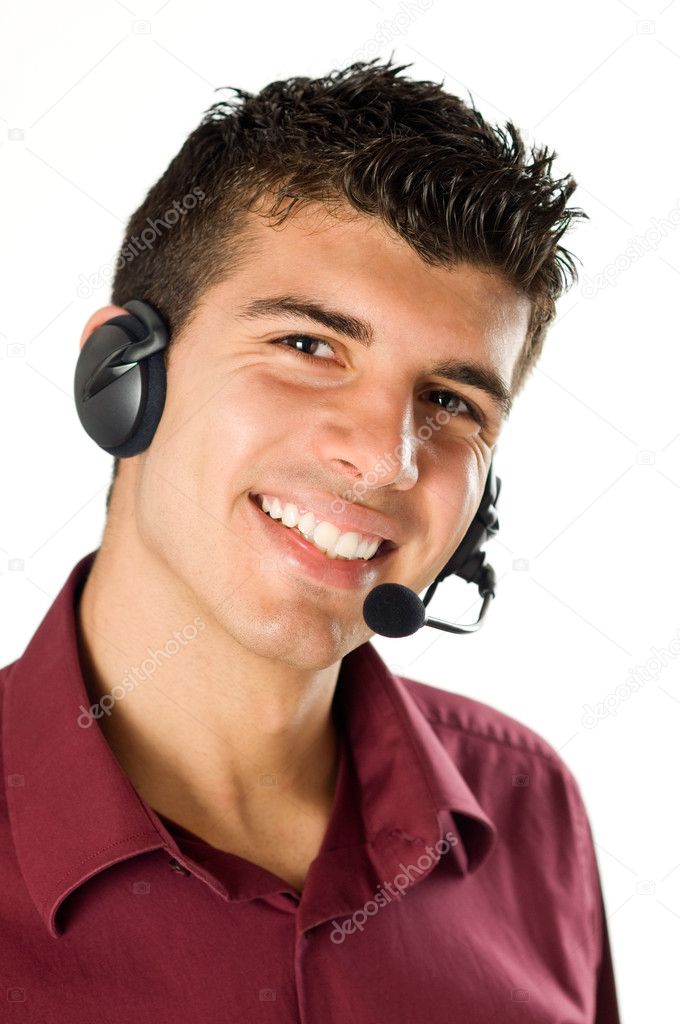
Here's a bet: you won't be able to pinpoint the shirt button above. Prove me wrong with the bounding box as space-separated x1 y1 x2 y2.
169 857 191 875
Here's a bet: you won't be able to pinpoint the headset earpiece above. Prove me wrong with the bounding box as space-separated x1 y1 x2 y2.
421 459 501 608
73 299 169 457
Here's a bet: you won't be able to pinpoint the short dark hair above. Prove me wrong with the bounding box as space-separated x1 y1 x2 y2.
106 57 586 510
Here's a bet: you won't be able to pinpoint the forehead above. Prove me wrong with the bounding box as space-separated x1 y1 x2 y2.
222 201 532 387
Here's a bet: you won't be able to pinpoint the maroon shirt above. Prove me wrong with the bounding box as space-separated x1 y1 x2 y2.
0 551 620 1022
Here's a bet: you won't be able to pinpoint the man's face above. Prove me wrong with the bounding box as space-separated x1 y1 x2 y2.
104 203 530 667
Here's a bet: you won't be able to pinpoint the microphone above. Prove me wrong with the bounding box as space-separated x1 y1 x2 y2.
362 460 502 638
362 565 496 638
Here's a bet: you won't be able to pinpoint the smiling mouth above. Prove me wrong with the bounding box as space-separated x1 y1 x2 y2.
248 492 397 562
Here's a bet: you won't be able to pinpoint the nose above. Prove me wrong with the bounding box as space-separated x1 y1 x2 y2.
312 383 421 496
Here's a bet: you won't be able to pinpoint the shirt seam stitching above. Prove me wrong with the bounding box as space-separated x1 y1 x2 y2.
414 705 566 769
39 831 162 911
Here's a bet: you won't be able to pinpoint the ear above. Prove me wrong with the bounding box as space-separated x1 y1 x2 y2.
79 305 129 352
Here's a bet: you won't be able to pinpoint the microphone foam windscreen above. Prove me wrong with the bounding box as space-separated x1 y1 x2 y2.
362 583 426 638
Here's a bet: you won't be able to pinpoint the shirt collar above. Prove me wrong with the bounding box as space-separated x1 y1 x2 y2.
3 550 496 938
3 551 172 938
297 638 498 933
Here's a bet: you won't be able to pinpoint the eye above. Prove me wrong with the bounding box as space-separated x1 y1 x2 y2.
271 333 337 361
422 388 484 426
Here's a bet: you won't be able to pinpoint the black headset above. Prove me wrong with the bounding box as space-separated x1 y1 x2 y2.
73 298 500 616
73 299 169 458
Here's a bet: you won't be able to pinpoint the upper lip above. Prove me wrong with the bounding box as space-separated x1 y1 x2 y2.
249 490 401 547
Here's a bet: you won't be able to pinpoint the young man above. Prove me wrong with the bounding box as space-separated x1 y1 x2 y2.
0 60 620 1021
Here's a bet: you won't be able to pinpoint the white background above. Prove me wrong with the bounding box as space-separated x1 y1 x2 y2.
2 1 679 1019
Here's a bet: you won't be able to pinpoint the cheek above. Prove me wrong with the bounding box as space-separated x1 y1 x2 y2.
422 453 482 558
195 369 306 484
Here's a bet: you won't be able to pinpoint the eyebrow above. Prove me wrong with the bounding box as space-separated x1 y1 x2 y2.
236 294 513 420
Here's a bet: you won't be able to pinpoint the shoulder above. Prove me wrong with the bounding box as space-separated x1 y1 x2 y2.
400 674 571 770
398 673 595 861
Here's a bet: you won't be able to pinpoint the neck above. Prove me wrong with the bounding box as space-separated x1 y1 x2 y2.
75 513 342 844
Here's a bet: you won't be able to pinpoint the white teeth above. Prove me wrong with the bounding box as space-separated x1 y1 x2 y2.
254 494 387 561
334 531 361 559
364 538 381 559
313 521 341 555
298 511 317 539
355 538 370 559
281 502 299 528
